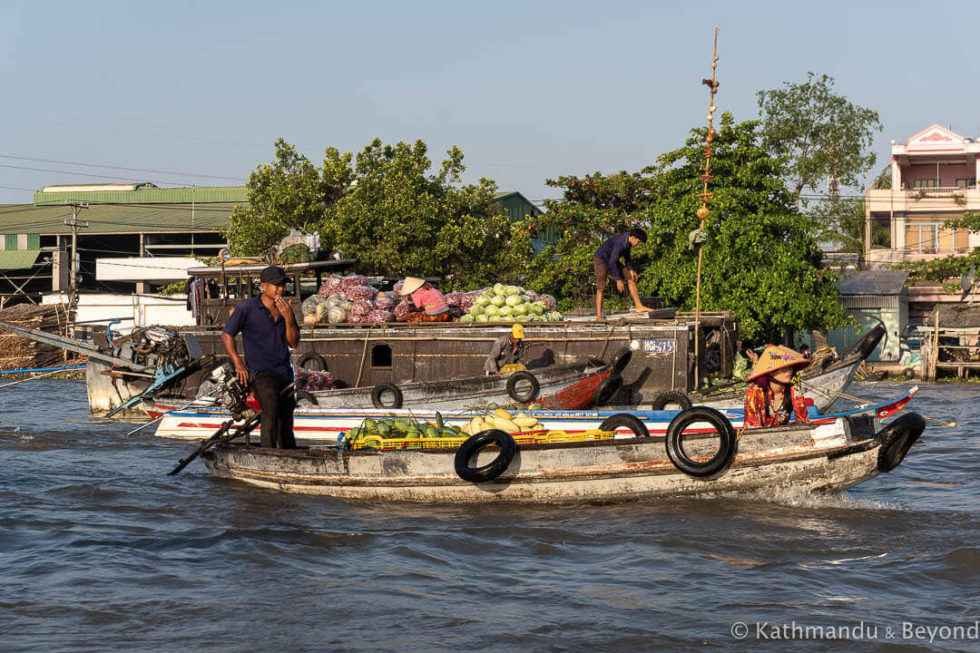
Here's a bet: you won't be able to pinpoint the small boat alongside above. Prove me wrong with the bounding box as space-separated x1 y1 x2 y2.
198 404 926 504
158 383 917 443
144 358 618 419
685 325 887 412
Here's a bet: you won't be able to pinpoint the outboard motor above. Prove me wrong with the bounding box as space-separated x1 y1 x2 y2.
207 363 253 421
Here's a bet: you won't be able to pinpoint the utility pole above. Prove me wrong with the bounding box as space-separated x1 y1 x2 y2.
64 203 88 331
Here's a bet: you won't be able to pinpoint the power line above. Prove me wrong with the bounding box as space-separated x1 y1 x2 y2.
0 163 228 187
0 154 245 182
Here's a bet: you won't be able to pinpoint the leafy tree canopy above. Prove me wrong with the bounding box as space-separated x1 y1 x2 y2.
757 73 882 210
523 114 848 342
226 137 531 289
226 139 351 255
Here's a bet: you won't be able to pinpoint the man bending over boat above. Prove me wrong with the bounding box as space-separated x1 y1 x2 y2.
221 265 299 449
593 228 653 321
485 324 529 375
744 345 810 428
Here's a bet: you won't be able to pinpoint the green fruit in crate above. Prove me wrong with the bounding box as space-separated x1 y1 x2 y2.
394 418 411 431
376 422 391 436
487 403 499 410
364 418 376 432
435 412 444 429
424 425 438 439
528 402 543 410
348 427 361 440
441 428 457 438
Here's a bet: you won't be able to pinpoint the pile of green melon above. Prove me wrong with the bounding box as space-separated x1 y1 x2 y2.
459 284 563 323
345 416 463 446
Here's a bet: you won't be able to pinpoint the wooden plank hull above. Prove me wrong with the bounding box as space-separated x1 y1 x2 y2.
144 362 611 418
200 416 910 504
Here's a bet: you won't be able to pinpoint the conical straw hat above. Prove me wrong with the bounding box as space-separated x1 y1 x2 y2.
747 345 809 382
401 276 425 295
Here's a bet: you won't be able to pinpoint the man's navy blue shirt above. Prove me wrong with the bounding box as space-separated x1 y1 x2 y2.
594 232 634 281
222 295 292 380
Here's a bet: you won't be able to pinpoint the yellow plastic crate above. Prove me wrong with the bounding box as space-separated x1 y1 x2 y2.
349 429 616 451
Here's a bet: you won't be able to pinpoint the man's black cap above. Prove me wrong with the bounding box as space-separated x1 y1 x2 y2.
259 265 287 284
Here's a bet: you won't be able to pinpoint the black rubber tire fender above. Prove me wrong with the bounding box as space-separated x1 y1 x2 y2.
665 406 738 478
598 412 649 438
593 374 623 406
649 390 693 411
295 390 319 407
454 429 518 483
371 382 404 409
296 352 328 372
609 347 633 375
506 371 540 402
876 412 926 473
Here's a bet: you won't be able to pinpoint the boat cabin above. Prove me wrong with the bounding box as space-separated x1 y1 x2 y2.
186 258 357 326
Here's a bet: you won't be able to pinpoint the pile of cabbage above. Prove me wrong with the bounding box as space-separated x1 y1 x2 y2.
459 284 562 323
301 274 395 325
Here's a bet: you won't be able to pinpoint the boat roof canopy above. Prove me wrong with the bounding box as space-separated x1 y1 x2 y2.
186 258 357 278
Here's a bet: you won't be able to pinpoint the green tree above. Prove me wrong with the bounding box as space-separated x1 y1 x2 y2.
757 73 882 210
808 196 888 252
523 115 848 342
227 138 532 288
226 139 352 255
320 139 530 288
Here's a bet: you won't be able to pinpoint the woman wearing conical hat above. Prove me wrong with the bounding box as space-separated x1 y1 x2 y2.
400 276 452 323
744 345 811 428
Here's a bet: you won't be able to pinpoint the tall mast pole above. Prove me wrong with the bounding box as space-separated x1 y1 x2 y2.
693 28 719 387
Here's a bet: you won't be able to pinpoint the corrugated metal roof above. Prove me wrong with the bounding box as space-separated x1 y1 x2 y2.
0 249 41 270
0 202 240 235
837 270 909 296
33 185 247 206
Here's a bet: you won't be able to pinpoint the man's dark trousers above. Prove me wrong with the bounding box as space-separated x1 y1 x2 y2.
251 371 296 449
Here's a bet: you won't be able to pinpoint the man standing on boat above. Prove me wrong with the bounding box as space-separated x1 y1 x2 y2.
485 324 529 375
593 228 652 321
221 265 299 449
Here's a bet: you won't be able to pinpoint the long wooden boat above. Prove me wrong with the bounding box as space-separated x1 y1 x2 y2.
198 406 926 504
143 359 615 418
156 386 917 441
78 262 879 416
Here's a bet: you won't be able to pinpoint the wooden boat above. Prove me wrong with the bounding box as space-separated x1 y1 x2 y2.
685 325 886 411
156 385 917 441
198 405 926 504
143 359 616 419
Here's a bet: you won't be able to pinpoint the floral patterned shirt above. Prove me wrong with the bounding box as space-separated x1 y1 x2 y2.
744 384 809 428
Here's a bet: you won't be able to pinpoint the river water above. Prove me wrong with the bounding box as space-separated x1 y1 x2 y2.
1 380 977 652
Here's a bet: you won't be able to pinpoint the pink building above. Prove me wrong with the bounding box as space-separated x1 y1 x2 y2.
864 124 980 322
865 124 980 266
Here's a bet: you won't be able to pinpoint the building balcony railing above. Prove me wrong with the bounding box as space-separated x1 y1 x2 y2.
866 187 980 213
904 186 974 199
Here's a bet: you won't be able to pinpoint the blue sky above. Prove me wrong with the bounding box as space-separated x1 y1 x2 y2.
1 0 976 205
